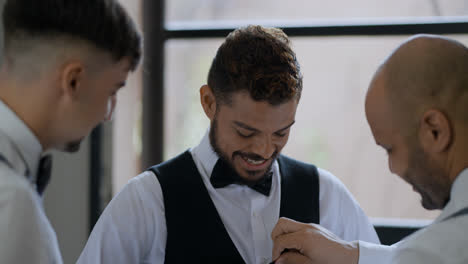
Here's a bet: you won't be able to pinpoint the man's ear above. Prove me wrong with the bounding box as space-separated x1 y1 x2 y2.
200 85 217 120
60 62 84 100
419 109 452 153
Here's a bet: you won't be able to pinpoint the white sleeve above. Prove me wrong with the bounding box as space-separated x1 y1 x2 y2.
77 171 167 264
0 177 61 264
318 168 380 243
358 241 395 264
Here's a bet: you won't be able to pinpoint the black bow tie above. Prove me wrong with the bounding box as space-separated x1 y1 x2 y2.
36 155 52 195
210 158 273 196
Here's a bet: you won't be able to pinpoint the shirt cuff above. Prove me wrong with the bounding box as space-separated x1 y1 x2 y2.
358 240 395 264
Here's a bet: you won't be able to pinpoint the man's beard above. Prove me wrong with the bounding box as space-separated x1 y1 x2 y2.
64 139 82 153
209 116 279 186
405 142 450 210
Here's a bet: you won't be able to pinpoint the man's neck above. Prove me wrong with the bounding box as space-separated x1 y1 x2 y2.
0 81 49 151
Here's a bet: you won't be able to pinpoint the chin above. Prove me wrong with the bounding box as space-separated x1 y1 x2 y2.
62 140 83 153
421 199 439 210
239 169 265 183
419 189 442 210
236 162 273 185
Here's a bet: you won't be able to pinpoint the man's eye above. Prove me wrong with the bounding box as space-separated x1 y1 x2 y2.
237 131 254 138
275 132 286 137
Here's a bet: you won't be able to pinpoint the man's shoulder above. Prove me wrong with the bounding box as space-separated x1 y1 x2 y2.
127 170 160 192
277 155 318 177
0 165 39 214
398 215 468 256
147 150 193 171
0 135 25 170
278 155 342 185
278 154 316 168
124 150 194 196
0 166 59 264
394 224 466 263
107 170 164 215
147 150 198 184
0 164 32 195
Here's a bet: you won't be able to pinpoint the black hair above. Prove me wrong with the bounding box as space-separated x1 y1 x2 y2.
3 0 142 70
207 25 302 106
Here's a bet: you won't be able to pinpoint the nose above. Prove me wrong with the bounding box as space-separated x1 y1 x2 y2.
104 95 117 122
252 135 276 159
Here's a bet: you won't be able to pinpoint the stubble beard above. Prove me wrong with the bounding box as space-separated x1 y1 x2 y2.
209 116 278 186
64 139 82 153
406 142 451 210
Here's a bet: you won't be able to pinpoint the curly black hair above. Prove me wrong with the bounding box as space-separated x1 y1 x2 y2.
208 25 302 106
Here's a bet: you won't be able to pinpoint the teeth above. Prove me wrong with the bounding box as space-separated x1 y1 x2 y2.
246 158 264 165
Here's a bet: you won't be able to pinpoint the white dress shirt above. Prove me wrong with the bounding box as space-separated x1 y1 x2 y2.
78 132 379 264
359 168 468 264
0 100 62 264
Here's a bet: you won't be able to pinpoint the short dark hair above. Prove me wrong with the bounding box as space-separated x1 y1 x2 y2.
207 25 302 106
3 0 142 70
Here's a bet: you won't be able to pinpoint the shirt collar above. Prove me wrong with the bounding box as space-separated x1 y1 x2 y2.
447 168 468 210
0 99 43 182
191 128 219 179
436 168 468 222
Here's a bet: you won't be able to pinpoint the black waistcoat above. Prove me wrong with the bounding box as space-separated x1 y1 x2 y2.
148 151 319 264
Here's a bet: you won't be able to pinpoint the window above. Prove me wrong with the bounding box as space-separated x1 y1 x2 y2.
105 0 468 226
163 35 468 219
167 0 467 22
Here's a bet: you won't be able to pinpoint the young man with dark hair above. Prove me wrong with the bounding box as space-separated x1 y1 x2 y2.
79 25 379 264
0 0 141 263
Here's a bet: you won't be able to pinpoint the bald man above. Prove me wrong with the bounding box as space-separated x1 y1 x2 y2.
270 34 468 264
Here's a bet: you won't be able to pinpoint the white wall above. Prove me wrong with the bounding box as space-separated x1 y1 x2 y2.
44 139 90 264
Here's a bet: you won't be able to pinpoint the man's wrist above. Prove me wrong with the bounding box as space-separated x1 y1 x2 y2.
342 240 359 264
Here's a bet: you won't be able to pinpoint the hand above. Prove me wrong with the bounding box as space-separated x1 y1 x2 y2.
272 251 313 264
271 217 359 264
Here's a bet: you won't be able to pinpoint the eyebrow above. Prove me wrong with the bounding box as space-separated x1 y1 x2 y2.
233 120 296 133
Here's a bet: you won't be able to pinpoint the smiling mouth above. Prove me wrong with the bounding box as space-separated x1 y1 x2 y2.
241 156 267 166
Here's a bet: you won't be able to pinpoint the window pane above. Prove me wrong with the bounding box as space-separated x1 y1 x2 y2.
167 0 468 23
112 0 144 194
164 35 468 219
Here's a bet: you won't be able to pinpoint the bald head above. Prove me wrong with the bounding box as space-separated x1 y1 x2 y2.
365 35 468 209
372 35 468 131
